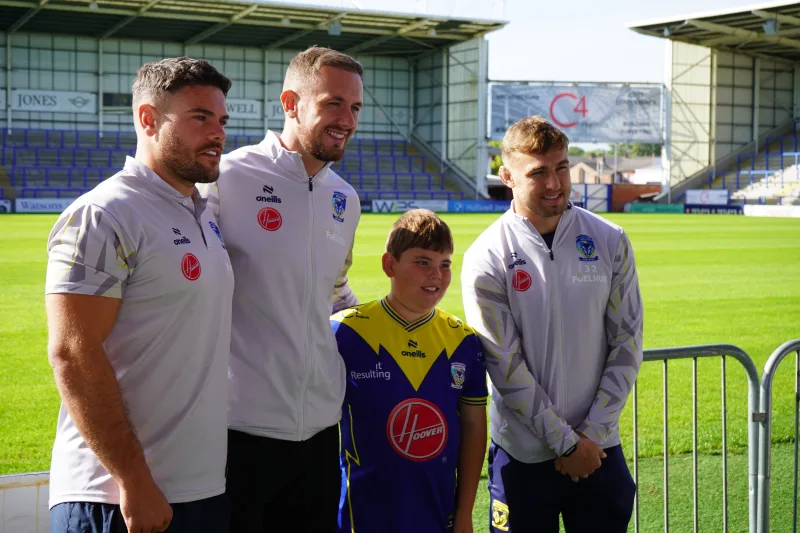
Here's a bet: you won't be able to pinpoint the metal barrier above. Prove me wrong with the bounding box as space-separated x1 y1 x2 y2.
757 338 800 533
631 345 761 533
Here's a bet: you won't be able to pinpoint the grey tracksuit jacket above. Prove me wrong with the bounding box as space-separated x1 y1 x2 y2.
461 203 643 463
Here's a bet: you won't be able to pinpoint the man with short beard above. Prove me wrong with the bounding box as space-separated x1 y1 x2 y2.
461 116 643 532
200 46 362 532
45 57 234 533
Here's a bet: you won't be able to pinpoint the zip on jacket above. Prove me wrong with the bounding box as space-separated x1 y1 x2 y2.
200 131 361 442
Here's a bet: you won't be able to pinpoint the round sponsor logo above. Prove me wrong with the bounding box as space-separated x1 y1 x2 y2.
386 398 447 462
181 253 201 281
257 207 282 231
512 269 531 292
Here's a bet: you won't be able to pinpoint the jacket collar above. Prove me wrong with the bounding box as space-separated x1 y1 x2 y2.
258 130 334 185
505 201 576 249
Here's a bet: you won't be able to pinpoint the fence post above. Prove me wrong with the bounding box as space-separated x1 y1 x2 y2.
757 338 800 533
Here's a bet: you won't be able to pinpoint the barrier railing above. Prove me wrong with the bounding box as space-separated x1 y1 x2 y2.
757 338 800 533
5 340 800 532
631 345 761 533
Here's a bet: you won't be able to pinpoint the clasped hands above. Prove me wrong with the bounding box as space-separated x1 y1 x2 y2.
554 433 607 482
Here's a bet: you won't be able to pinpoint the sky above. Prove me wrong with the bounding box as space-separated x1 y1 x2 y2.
265 0 751 82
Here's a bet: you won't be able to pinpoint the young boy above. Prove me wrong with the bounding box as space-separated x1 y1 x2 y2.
331 209 488 533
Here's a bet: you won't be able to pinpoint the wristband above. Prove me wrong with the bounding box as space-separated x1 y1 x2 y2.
560 442 578 458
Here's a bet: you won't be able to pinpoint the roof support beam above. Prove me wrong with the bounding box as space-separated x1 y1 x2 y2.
9 0 49 34
751 9 800 28
345 18 433 54
264 12 348 50
100 0 163 39
185 3 259 45
686 18 800 50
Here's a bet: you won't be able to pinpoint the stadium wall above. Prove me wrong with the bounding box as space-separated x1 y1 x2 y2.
410 38 488 195
0 31 411 139
667 41 797 187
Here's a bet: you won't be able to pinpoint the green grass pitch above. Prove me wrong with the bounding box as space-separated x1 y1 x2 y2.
1 212 799 531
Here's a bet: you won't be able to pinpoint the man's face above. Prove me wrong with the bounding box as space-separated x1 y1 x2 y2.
383 247 452 314
500 147 571 220
295 66 363 162
157 85 228 185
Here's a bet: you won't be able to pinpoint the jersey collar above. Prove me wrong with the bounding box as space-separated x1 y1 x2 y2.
258 130 334 185
380 298 437 333
124 156 207 215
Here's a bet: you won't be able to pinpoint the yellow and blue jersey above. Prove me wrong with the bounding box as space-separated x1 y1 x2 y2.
331 299 488 533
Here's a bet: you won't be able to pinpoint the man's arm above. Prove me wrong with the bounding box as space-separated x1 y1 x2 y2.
453 404 487 533
46 204 172 533
461 252 580 457
577 232 644 444
331 244 359 312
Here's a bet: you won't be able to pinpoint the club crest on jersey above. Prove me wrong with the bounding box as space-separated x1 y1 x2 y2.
576 234 599 262
332 191 347 222
450 362 466 390
208 221 226 250
387 398 447 462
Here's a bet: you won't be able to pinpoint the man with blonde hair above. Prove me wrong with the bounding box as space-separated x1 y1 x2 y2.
461 116 643 532
201 46 363 532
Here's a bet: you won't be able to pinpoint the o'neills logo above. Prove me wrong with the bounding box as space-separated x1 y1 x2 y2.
386 398 447 462
257 207 282 231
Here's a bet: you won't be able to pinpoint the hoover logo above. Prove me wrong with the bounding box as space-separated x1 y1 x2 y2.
511 269 532 292
181 253 201 281
257 207 282 231
387 398 448 462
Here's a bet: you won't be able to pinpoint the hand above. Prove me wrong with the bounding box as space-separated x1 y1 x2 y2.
119 475 173 533
554 437 606 481
453 509 474 533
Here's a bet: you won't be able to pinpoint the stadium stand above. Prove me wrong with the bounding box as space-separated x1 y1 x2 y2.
0 129 464 201
705 135 800 206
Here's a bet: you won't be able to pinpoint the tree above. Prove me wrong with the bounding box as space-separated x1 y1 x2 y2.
568 147 585 156
612 143 663 157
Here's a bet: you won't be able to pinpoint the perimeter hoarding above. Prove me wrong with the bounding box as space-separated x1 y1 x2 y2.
489 84 663 143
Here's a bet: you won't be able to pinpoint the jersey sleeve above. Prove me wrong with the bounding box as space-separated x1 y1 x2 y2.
459 334 489 407
45 202 134 299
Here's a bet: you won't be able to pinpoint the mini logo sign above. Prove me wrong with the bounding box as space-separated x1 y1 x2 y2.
68 96 91 108
512 269 532 292
257 207 282 231
387 398 448 462
181 253 201 281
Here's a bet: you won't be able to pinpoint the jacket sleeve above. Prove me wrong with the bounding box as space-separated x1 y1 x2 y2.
331 244 359 313
198 182 220 223
461 249 580 456
577 231 644 445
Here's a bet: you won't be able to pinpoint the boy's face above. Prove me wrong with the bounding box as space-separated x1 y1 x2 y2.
383 247 452 314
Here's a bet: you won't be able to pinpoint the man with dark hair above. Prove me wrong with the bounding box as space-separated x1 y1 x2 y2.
461 116 643 532
46 57 233 533
200 45 363 533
